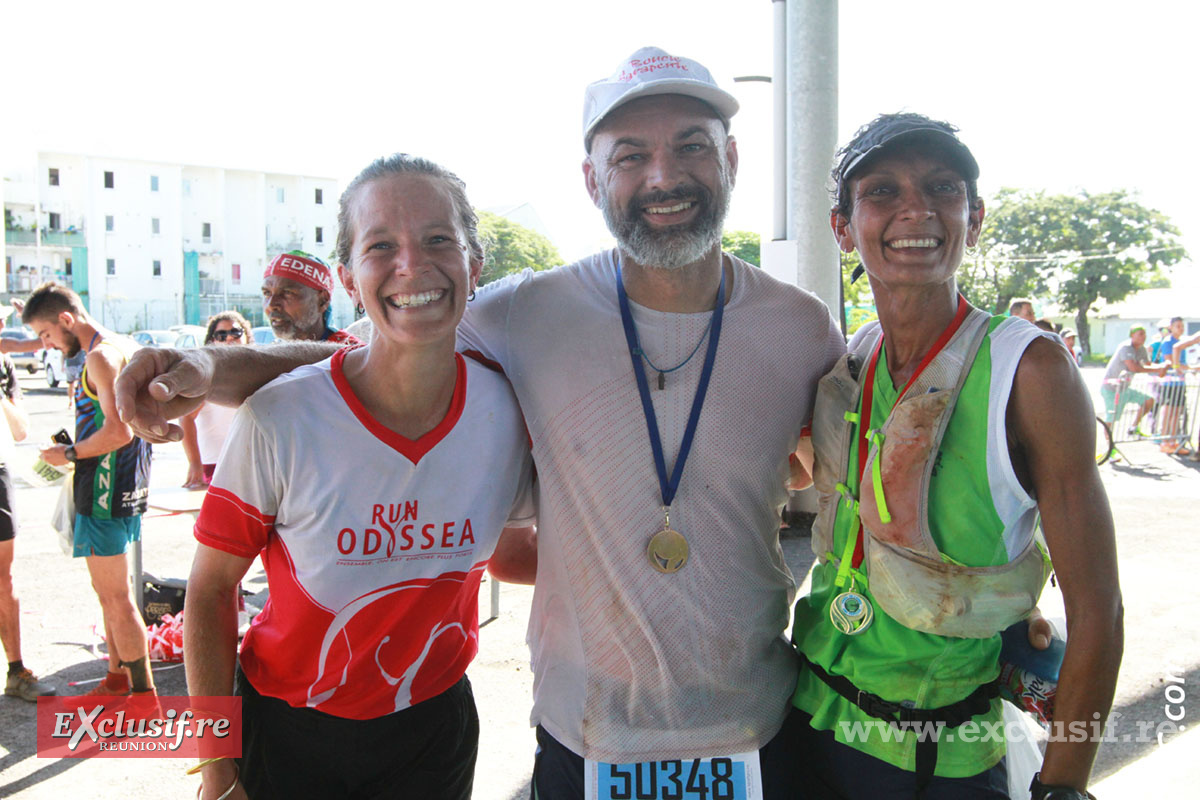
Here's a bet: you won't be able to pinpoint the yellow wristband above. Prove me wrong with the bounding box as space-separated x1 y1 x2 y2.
185 756 227 776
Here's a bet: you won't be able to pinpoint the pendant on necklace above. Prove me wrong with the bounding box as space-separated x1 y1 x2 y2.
648 507 688 573
657 371 666 390
830 583 874 635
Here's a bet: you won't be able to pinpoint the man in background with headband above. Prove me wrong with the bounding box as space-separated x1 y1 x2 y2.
261 250 358 344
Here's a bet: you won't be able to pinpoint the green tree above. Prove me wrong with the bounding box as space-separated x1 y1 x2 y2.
476 211 564 286
977 189 1185 355
840 250 877 335
721 230 760 266
960 188 1052 313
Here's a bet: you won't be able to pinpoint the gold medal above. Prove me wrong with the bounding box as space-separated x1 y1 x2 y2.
648 507 688 573
830 585 874 635
648 528 688 573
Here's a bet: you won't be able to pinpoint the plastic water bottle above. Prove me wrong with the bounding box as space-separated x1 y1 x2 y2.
998 619 1066 726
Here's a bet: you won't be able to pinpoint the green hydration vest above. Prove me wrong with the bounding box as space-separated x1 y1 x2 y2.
792 309 1051 777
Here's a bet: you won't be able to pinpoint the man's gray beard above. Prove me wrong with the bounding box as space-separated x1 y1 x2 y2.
600 180 730 272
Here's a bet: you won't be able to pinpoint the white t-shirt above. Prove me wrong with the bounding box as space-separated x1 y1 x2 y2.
195 349 535 720
458 250 845 762
195 402 238 465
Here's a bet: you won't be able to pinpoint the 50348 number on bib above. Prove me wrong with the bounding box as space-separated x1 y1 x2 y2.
586 752 762 800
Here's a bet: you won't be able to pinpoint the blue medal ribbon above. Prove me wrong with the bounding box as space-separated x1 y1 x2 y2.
616 258 725 510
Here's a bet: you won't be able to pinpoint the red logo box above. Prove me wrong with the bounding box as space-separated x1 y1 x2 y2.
37 695 242 759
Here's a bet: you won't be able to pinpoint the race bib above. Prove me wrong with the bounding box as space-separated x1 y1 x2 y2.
585 751 762 800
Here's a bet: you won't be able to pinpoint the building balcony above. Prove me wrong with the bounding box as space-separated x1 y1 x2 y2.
4 230 86 247
182 239 221 255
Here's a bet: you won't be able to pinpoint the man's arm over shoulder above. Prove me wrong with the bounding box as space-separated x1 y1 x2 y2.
1008 336 1123 792
457 269 534 370
115 342 336 443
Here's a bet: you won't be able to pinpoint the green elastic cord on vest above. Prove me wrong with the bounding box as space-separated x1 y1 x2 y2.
833 482 861 590
867 429 892 524
835 482 859 514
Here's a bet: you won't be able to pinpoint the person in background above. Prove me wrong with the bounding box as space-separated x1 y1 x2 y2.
23 282 155 700
261 251 360 345
1170 324 1200 366
1157 317 1194 455
1149 318 1172 362
180 311 252 489
1172 328 1200 462
793 112 1121 799
1101 323 1168 434
1033 317 1055 333
0 347 55 702
1009 298 1035 322
1060 328 1082 366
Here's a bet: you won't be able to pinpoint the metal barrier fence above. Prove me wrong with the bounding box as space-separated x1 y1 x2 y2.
1101 371 1200 449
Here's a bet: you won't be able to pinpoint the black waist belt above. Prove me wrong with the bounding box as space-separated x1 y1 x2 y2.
799 653 1000 798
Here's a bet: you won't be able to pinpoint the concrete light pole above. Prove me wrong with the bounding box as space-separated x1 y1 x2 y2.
760 0 841 327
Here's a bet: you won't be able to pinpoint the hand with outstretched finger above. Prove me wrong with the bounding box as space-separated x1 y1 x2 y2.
115 347 214 443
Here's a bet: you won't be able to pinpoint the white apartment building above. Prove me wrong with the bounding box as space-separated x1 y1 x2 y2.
2 151 350 331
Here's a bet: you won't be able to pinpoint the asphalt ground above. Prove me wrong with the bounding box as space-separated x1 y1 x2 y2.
0 365 1196 798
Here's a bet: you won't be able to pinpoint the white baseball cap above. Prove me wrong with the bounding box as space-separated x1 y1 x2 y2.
582 47 739 147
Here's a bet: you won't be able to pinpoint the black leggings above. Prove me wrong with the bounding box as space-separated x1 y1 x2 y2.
235 667 479 800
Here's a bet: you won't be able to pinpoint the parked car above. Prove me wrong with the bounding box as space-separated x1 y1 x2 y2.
130 330 178 348
1 327 42 373
42 348 65 388
251 326 277 345
173 325 208 349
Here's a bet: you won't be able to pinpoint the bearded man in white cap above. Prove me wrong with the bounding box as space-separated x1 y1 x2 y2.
117 48 844 798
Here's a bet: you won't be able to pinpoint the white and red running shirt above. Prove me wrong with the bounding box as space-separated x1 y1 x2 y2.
194 349 534 720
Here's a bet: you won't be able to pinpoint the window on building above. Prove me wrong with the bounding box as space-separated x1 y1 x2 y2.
48 168 60 186
315 188 323 204
106 258 116 275
315 227 324 244
48 212 61 230
105 215 114 232
202 222 212 242
232 263 241 284
153 260 162 277
276 187 285 203
182 178 192 197
152 217 160 235
150 175 159 192
104 171 114 189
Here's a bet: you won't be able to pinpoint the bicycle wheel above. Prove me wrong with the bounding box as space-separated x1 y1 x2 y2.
1095 417 1114 465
